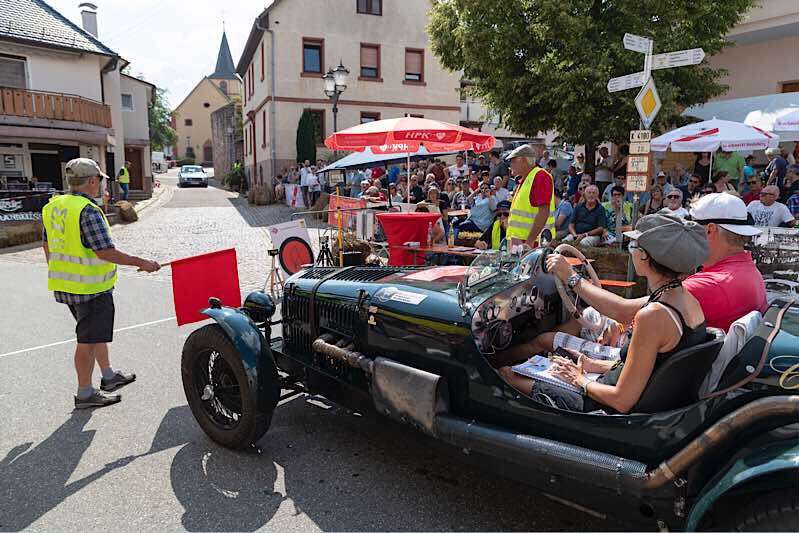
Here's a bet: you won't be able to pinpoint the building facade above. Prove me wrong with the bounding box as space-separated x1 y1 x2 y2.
0 0 154 195
210 102 243 181
236 0 460 186
172 33 241 165
707 0 799 100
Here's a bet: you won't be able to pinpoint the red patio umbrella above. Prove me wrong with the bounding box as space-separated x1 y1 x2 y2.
324 117 496 202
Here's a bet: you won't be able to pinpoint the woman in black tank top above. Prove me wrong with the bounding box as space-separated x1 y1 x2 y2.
501 214 709 413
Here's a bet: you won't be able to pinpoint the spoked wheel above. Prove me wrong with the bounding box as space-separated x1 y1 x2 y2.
182 324 278 449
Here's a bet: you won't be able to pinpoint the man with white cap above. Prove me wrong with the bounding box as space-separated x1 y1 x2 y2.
42 158 161 409
528 193 766 353
505 144 554 248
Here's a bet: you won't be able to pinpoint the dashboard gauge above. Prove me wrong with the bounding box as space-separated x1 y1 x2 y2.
491 320 513 351
511 296 518 308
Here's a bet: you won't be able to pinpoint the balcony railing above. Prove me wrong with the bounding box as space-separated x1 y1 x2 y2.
0 87 112 129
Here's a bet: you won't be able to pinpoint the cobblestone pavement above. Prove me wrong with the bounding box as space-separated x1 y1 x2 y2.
0 172 324 293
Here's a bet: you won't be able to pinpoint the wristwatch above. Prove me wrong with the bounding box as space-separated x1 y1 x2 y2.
567 273 583 290
580 379 590 396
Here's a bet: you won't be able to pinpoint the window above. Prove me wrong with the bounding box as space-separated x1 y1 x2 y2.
404 48 425 84
360 112 380 124
262 110 267 148
121 93 134 111
0 54 27 89
243 73 247 105
302 38 324 75
360 43 380 80
409 114 424 118
260 42 265 82
781 81 799 93
306 109 325 145
219 80 228 94
184 119 193 126
203 102 211 108
357 0 382 15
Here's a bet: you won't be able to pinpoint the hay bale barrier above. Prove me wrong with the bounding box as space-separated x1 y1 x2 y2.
0 221 42 248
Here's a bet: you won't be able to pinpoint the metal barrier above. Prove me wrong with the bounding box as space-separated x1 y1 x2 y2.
289 205 390 267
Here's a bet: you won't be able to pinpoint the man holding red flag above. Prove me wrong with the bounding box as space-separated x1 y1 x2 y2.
42 158 160 409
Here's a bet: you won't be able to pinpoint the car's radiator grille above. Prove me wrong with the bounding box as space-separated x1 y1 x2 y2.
298 266 405 283
282 291 361 353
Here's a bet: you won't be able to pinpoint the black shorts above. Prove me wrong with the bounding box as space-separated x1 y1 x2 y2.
68 292 115 344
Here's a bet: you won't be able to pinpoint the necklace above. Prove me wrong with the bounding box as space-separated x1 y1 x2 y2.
649 278 682 302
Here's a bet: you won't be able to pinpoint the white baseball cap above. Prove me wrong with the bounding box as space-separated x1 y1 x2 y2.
689 193 761 236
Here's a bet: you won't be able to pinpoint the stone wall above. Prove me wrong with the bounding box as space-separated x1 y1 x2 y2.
210 102 241 182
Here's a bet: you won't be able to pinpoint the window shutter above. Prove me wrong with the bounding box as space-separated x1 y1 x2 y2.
0 58 26 89
405 50 422 75
361 46 378 69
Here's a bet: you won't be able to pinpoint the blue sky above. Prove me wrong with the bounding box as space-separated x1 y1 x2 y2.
47 0 257 108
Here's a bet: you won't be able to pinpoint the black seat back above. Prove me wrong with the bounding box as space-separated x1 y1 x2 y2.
632 328 724 413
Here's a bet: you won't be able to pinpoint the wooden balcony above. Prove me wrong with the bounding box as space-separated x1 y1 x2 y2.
0 87 112 129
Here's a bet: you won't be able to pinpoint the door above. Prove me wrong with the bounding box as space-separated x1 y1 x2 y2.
31 153 63 190
124 147 143 190
203 141 213 166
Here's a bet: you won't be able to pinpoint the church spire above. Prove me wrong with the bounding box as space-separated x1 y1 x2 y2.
209 31 237 80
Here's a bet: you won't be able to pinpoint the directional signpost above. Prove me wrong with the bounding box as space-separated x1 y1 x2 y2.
609 34 706 289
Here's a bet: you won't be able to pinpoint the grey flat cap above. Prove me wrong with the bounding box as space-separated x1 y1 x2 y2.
506 144 537 160
623 213 708 273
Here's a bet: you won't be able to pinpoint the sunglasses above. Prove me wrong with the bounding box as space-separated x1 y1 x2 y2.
666 194 681 199
498 212 510 218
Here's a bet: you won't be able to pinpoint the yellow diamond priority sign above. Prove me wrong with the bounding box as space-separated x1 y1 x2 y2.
635 77 661 129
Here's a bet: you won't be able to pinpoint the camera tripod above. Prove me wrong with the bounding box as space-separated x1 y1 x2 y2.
316 235 336 267
265 248 284 299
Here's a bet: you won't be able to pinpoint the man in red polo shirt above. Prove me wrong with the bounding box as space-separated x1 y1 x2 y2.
682 193 767 330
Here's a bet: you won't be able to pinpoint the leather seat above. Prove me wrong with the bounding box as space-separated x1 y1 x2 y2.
631 328 725 413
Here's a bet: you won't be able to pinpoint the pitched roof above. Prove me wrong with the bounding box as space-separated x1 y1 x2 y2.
172 77 231 113
209 31 238 80
0 0 116 57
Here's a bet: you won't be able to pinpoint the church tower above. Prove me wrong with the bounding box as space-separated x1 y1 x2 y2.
208 32 240 97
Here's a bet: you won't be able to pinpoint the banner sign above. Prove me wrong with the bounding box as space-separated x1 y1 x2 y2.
328 195 367 228
0 191 52 222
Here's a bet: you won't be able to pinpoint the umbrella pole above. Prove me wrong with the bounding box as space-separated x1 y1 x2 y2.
709 150 714 185
407 152 411 204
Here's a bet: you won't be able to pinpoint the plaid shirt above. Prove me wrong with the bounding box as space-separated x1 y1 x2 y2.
42 193 115 305
787 194 799 218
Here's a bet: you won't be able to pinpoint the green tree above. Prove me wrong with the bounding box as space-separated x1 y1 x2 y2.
296 109 318 163
429 0 755 167
149 88 177 151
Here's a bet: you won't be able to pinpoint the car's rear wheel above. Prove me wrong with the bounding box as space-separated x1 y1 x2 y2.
181 324 277 449
727 491 799 531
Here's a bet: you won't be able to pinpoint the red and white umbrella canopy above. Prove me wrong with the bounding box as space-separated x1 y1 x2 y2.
651 118 780 152
324 116 496 154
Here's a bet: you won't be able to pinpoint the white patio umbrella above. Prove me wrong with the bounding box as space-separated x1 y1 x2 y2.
774 108 799 133
651 118 780 153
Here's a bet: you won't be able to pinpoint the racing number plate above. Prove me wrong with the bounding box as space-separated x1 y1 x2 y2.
626 155 649 174
626 174 649 193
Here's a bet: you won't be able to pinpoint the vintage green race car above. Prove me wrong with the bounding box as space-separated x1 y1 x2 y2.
180 245 799 531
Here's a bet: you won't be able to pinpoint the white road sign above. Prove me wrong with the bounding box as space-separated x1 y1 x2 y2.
629 141 650 154
623 33 652 53
627 155 650 174
652 48 706 70
607 71 645 93
626 174 649 193
630 130 651 142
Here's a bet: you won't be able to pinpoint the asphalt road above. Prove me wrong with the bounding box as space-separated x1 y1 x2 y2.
0 176 630 531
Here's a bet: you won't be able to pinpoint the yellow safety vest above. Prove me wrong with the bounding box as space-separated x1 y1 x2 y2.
42 194 117 295
491 219 503 250
507 167 556 241
119 167 130 184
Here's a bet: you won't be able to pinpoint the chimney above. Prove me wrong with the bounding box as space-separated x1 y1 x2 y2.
79 2 99 38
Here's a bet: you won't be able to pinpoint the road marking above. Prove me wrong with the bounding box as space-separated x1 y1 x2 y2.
0 316 175 359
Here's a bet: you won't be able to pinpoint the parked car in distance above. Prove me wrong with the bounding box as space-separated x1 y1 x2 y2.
178 165 208 188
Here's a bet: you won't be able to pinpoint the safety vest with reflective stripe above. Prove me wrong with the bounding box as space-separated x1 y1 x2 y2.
507 167 556 241
490 219 503 250
42 194 117 295
119 167 130 184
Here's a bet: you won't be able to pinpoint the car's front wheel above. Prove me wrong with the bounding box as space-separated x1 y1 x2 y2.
726 491 799 531
181 324 277 449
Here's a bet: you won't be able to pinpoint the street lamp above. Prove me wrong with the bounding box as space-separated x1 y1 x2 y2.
323 61 349 134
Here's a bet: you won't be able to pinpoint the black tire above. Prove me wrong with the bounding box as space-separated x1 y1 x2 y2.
728 490 799 531
181 324 279 449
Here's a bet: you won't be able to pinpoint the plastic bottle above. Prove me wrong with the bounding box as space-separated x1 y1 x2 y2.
427 221 433 247
447 228 455 248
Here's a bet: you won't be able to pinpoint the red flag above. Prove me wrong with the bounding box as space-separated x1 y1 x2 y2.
171 248 241 326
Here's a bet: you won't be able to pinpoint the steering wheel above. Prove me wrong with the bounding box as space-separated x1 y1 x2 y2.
551 244 602 329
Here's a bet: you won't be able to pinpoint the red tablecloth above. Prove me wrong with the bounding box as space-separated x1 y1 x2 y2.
376 212 442 266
